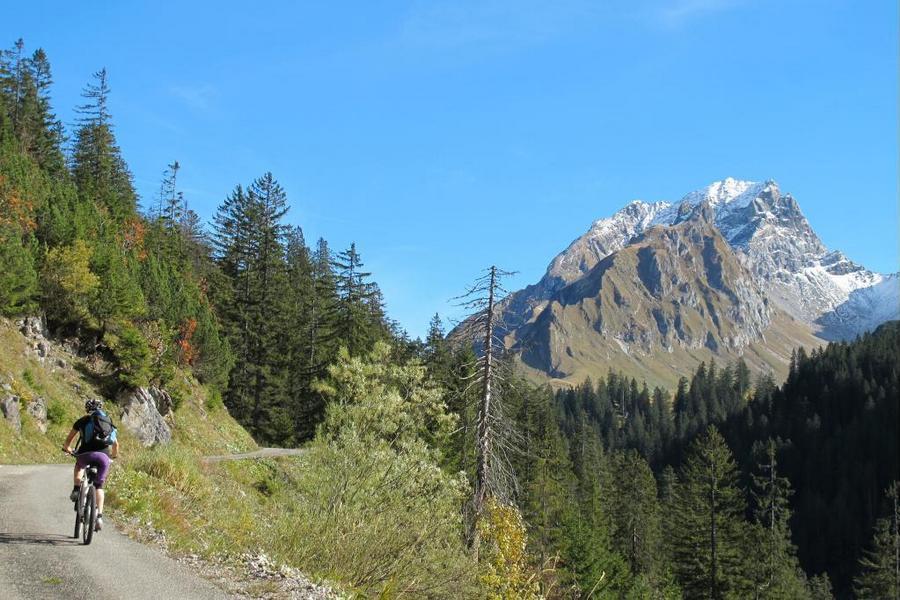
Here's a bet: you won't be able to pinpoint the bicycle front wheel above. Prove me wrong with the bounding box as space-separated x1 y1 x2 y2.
82 486 95 545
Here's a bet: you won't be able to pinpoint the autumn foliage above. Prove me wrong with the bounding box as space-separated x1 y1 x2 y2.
177 318 198 365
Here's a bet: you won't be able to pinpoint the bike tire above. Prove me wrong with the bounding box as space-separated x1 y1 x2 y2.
82 486 95 545
73 487 84 539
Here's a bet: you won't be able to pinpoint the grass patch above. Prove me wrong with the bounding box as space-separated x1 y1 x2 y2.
22 368 37 389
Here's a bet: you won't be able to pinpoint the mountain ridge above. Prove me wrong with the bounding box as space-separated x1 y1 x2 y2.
459 177 899 387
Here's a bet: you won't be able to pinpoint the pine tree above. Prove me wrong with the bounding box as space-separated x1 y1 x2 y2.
670 425 750 599
25 47 65 173
748 438 809 598
332 242 386 356
424 313 451 380
213 173 291 441
519 388 573 571
854 482 900 600
71 68 137 223
282 226 319 441
90 238 146 328
0 39 26 135
560 412 625 595
0 225 37 315
609 450 661 578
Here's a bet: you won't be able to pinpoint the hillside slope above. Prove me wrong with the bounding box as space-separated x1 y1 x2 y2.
0 317 345 598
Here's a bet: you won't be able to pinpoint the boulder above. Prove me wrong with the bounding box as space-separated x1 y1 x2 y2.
18 316 48 340
26 396 48 434
36 340 50 359
117 387 172 446
148 386 174 417
1 395 21 433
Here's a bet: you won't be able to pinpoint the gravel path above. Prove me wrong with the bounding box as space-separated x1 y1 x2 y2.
0 463 227 599
202 447 306 463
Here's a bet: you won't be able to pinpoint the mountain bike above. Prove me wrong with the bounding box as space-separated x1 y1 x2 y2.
64 450 99 545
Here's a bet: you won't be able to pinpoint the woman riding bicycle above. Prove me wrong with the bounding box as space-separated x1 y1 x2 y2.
62 399 120 531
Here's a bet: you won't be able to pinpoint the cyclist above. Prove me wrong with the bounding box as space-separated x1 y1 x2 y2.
62 399 120 531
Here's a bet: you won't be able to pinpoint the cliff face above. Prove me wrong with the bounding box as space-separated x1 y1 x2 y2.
506 203 794 386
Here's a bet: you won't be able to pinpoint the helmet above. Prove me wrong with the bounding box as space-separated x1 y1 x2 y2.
84 399 103 413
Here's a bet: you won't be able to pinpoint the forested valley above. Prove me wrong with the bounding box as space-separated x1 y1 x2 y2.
0 38 897 599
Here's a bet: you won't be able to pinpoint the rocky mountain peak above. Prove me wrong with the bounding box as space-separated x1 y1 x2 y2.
508 208 778 384
457 177 898 386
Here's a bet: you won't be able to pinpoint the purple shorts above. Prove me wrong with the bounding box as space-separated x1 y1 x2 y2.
75 451 111 488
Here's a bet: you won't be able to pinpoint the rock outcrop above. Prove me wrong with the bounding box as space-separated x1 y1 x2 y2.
18 316 48 340
149 387 174 417
26 396 48 434
117 387 172 446
1 395 21 433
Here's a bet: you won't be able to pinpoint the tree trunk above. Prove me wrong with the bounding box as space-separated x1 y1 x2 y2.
472 266 497 559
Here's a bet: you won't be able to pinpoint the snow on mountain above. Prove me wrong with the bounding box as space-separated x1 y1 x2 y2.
528 178 898 340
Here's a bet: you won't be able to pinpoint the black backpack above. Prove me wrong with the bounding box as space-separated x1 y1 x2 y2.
82 410 116 448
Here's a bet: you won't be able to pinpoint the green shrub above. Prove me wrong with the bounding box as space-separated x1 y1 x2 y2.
276 343 478 598
204 388 224 411
46 400 66 425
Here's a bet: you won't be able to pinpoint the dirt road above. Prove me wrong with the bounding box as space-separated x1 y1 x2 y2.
0 463 227 599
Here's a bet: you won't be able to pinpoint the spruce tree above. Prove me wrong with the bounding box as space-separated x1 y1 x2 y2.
332 242 386 356
282 226 319 441
71 68 137 223
854 482 900 599
0 225 37 315
609 450 661 578
670 425 750 599
213 173 291 441
25 47 65 173
748 438 809 598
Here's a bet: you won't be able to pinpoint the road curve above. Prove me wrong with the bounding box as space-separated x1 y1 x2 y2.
202 447 306 463
0 463 227 599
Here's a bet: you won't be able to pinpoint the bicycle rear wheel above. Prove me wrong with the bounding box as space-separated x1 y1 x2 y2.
82 486 96 545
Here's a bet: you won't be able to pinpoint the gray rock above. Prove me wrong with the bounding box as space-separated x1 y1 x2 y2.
18 316 48 340
148 387 174 417
26 396 47 434
36 340 50 358
118 387 172 446
55 357 67 369
1 395 21 433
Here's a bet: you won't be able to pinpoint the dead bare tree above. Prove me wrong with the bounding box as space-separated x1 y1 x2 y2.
453 265 521 558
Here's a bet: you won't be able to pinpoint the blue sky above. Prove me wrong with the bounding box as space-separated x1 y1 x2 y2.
5 0 898 338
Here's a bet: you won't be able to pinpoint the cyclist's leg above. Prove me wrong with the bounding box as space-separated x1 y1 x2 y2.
72 454 89 498
88 452 111 514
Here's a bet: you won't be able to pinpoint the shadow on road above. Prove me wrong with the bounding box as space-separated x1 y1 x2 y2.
0 532 81 546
